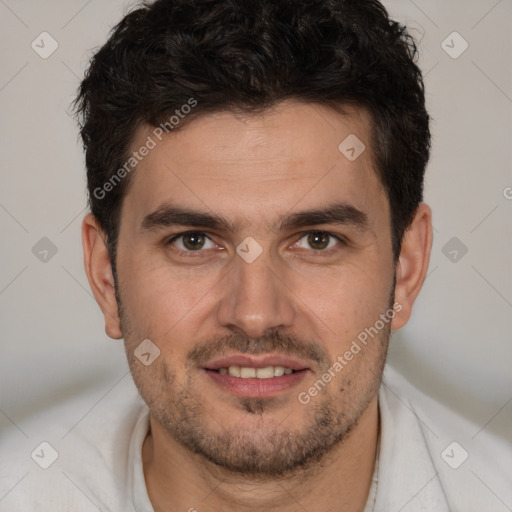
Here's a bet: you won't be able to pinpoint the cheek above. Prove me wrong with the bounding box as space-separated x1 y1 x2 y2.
117 238 393 353
291 260 392 340
117 254 222 342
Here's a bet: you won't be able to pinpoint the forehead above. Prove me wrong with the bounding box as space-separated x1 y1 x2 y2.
121 101 388 232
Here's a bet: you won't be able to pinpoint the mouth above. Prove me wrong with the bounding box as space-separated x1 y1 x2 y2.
203 355 311 398
216 365 295 378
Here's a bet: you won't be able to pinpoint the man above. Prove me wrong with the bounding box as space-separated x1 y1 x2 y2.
2 0 509 511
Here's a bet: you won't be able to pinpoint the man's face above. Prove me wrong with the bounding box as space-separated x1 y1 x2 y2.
115 101 395 476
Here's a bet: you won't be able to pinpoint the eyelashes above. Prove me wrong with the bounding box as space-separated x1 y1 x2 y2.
166 230 348 257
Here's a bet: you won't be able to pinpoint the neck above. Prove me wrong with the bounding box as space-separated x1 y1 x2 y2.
142 396 379 512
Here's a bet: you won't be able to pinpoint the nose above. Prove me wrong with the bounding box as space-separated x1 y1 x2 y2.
215 247 296 339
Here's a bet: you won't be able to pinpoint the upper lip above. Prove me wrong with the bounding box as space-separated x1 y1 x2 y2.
204 354 310 371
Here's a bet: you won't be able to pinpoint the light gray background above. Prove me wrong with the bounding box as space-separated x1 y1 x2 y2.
1 0 511 462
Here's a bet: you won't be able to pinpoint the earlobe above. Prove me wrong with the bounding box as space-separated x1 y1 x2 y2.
391 203 433 331
81 213 123 339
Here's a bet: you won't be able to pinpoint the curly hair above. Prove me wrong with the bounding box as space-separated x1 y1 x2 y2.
74 0 430 264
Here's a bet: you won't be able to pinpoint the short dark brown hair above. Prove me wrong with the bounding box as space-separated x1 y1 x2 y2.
75 0 430 264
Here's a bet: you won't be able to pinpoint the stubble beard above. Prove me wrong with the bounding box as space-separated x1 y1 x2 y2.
122 325 389 479
116 272 394 478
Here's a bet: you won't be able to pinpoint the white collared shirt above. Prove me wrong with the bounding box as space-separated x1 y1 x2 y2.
1 365 510 511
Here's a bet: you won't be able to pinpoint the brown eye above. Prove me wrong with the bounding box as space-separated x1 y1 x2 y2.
307 232 330 250
182 232 205 250
295 231 341 251
170 231 215 251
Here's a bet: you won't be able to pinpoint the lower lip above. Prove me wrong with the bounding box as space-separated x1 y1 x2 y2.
204 369 309 398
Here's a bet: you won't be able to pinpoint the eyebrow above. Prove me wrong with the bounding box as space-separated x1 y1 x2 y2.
140 201 369 234
279 203 368 231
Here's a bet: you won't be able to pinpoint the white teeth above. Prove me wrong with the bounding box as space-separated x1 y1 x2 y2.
220 365 295 378
228 365 241 377
240 367 256 378
256 367 274 379
273 366 285 377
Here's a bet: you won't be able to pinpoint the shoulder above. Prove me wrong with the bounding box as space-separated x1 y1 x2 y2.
0 373 148 511
379 364 512 511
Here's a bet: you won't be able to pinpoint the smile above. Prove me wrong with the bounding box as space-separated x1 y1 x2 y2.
217 365 294 378
203 355 311 398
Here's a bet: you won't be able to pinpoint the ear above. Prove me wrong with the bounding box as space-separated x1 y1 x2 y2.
82 213 123 339
391 203 433 330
